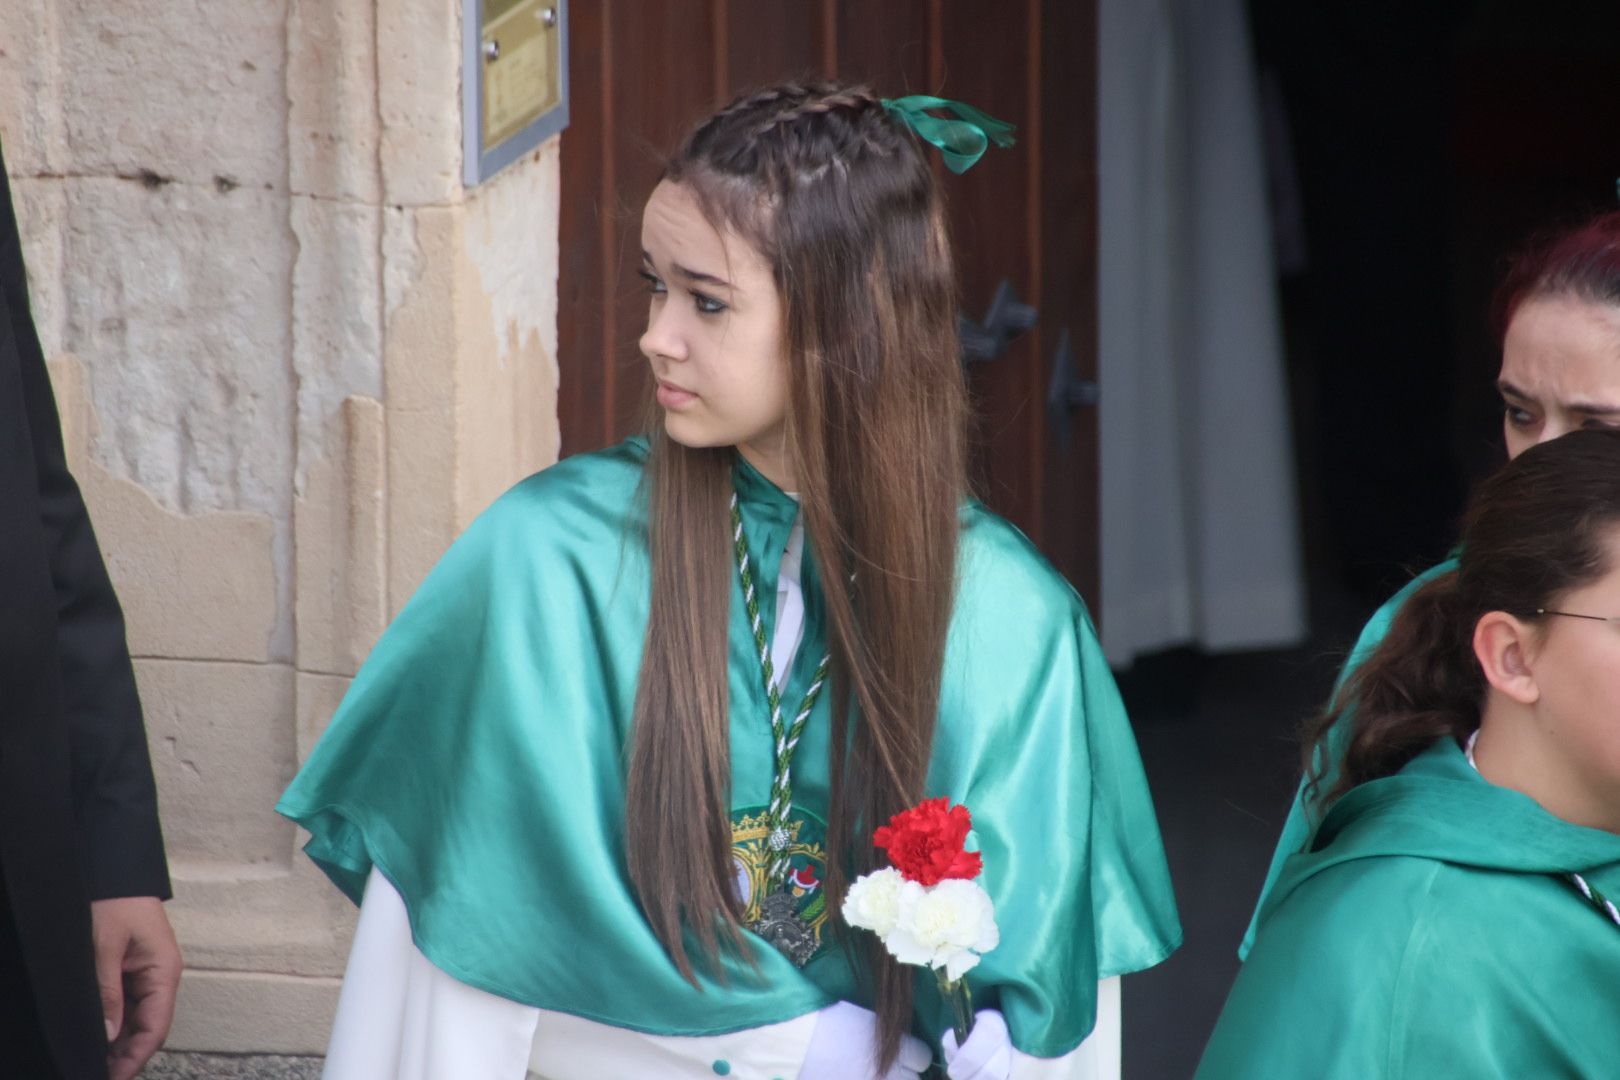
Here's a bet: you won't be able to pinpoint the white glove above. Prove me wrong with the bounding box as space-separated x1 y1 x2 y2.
800 1000 932 1080
942 1009 1013 1080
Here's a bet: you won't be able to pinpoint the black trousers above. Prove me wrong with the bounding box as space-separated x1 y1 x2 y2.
0 875 65 1080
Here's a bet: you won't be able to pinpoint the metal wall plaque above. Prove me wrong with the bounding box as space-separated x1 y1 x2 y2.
463 0 569 186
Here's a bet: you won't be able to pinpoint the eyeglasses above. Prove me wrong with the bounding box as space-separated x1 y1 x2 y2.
1536 608 1620 625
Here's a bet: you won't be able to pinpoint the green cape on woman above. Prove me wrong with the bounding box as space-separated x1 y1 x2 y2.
1200 737 1620 1078
277 439 1181 1057
1240 556 1460 958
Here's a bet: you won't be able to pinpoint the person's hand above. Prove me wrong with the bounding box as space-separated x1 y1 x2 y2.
91 896 182 1080
942 1009 1013 1080
801 1000 932 1079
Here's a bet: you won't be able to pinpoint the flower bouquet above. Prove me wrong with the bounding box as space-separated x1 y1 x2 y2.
841 798 1000 1045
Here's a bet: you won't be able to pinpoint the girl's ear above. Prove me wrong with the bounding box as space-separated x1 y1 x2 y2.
1472 611 1541 706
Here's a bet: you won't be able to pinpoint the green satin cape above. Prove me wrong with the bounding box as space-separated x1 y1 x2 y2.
1200 738 1620 1078
276 439 1180 1057
1238 556 1460 958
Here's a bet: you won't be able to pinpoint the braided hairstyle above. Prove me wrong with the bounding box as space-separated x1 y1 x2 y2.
627 81 967 1068
682 82 901 188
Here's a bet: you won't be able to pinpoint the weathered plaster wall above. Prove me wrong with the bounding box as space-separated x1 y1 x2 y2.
0 0 561 1053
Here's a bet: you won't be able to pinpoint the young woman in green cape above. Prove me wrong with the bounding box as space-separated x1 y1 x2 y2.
1200 427 1620 1077
1242 210 1620 956
277 81 1180 1079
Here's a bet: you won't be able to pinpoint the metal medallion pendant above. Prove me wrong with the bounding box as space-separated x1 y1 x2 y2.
731 806 829 968
749 889 819 968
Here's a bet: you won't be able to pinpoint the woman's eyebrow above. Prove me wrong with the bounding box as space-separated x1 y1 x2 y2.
1499 379 1620 416
641 250 733 289
1497 379 1534 402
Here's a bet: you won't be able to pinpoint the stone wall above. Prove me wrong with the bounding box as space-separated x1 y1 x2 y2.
0 0 561 1053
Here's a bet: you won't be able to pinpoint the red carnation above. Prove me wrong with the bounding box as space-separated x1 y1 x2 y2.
872 797 983 886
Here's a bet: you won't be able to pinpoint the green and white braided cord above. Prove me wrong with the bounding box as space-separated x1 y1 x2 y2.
1570 872 1620 929
730 492 830 888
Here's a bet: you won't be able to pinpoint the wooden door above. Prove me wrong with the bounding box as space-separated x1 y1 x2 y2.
557 0 1100 606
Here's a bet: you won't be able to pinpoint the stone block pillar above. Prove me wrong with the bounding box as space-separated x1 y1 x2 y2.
0 0 560 1052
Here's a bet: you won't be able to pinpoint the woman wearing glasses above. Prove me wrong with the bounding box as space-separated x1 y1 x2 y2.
1199 428 1620 1077
1243 210 1620 956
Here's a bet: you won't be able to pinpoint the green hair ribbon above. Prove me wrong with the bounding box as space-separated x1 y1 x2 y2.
879 95 1017 174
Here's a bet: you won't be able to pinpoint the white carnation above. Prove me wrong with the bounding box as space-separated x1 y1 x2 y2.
884 878 1000 982
841 867 907 937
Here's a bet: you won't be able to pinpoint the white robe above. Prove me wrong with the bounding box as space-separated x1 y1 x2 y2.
1097 0 1306 666
319 516 1121 1078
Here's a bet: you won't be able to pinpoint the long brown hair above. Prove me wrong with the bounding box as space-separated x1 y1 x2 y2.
623 81 968 1062
1302 428 1620 811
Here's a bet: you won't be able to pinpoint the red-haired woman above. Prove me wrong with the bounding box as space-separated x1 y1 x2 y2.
279 82 1180 1079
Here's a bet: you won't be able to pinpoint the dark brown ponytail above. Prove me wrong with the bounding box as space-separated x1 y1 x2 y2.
1304 428 1620 811
1302 572 1480 808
